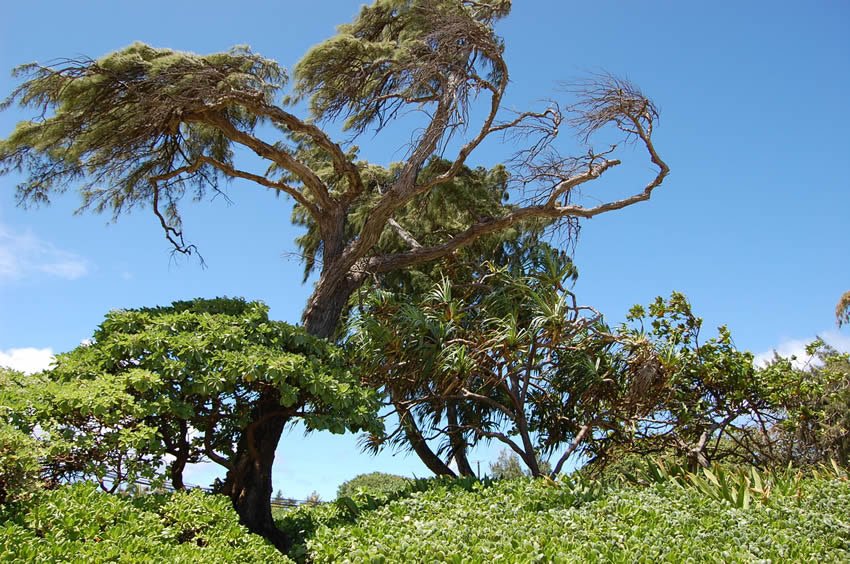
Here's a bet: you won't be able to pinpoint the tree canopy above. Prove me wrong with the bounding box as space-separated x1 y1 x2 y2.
0 0 668 340
5 297 379 550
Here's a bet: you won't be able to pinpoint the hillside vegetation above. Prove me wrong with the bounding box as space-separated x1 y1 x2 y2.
277 467 850 563
0 483 291 563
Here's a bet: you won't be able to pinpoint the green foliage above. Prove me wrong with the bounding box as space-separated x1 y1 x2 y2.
760 341 850 466
1 43 284 239
0 423 42 505
292 157 513 287
597 292 779 469
0 483 291 562
0 368 46 504
336 472 411 499
306 473 850 562
275 475 489 562
293 0 509 132
350 243 620 476
20 297 380 490
624 458 816 509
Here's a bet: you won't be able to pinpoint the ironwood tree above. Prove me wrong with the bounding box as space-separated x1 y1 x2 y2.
0 0 669 548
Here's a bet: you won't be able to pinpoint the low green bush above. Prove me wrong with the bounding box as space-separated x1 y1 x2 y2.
275 475 491 562
0 483 291 563
307 474 850 562
336 472 411 499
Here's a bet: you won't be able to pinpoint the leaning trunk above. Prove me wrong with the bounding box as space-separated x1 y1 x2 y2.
169 456 187 491
396 400 456 477
302 270 364 340
224 392 291 553
446 402 475 476
221 275 361 553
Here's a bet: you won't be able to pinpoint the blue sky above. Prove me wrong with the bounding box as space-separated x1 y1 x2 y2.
1 1 848 499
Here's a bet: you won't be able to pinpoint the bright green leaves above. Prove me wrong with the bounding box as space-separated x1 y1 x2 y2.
305 473 850 562
604 293 800 469
0 404 43 504
17 297 380 491
0 483 292 562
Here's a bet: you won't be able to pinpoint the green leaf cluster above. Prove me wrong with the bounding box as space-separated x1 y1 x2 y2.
1 43 284 232
0 368 49 504
349 243 616 475
0 483 291 562
10 297 380 489
336 472 411 499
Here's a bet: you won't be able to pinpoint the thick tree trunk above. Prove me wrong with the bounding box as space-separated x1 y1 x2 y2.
219 273 361 553
169 456 187 491
224 393 291 553
446 402 475 477
169 419 190 490
302 270 365 339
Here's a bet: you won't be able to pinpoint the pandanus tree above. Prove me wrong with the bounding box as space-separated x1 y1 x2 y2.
12 298 379 551
0 0 669 546
349 244 636 478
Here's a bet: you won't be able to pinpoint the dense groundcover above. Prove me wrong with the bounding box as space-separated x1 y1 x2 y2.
2 473 847 562
0 483 290 563
299 477 849 563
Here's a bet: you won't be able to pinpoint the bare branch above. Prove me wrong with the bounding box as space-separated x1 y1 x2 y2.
198 112 334 210
237 97 365 205
551 423 592 476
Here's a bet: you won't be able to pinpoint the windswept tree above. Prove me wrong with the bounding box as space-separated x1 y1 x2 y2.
0 0 669 546
10 298 379 551
0 1 668 340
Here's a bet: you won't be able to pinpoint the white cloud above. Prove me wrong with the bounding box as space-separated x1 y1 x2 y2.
0 223 90 282
0 347 55 374
754 330 850 368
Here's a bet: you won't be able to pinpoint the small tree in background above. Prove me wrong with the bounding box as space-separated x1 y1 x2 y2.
350 245 629 477
759 341 850 467
489 449 551 480
336 472 411 499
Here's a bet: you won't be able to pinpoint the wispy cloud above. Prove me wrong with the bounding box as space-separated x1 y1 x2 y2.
754 330 850 368
0 347 55 374
0 223 90 282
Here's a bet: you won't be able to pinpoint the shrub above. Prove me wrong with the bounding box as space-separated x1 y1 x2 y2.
0 483 291 562
276 475 491 562
307 473 850 562
336 472 411 499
